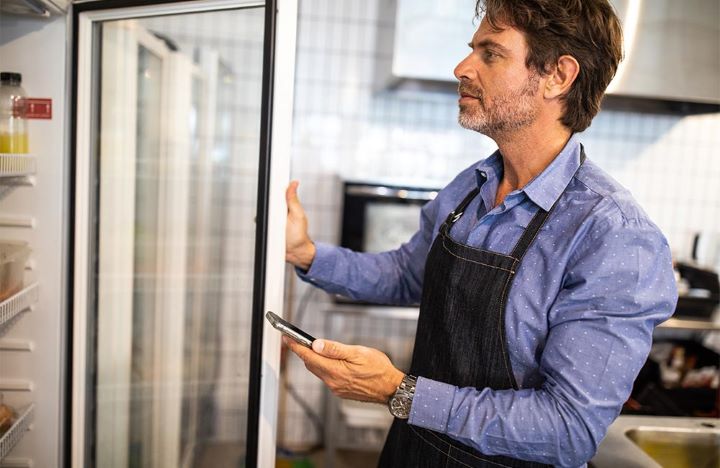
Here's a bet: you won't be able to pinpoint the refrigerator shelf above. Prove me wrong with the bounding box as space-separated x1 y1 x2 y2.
0 284 38 331
0 404 34 462
0 155 36 179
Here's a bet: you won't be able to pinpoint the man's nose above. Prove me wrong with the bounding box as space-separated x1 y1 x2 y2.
454 54 473 82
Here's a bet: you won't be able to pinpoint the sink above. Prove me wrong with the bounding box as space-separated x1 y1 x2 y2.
592 416 720 468
625 426 720 468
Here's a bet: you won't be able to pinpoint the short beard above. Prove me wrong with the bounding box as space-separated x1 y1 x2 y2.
458 73 541 138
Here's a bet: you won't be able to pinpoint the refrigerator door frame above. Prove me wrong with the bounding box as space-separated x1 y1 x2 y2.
69 0 296 466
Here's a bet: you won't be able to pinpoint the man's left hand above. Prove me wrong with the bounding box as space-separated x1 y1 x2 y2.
283 337 405 403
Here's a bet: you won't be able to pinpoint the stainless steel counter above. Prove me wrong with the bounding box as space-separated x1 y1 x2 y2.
591 416 720 468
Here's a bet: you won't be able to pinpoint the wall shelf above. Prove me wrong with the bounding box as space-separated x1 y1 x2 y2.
0 284 38 331
0 155 36 179
0 404 34 462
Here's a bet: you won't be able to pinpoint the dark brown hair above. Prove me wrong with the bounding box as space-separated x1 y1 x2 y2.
476 0 623 132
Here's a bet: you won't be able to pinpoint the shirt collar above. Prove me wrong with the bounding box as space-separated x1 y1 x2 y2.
474 134 582 212
474 151 502 188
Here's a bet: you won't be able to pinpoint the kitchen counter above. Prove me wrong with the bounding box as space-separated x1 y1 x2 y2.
591 416 719 468
658 306 720 331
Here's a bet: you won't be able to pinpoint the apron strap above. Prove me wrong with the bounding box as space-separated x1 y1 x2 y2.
442 144 587 259
509 145 587 260
443 186 480 227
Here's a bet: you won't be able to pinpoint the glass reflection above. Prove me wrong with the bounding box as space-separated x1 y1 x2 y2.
94 7 264 467
129 44 162 468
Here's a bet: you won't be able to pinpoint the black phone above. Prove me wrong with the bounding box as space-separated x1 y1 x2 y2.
266 311 316 348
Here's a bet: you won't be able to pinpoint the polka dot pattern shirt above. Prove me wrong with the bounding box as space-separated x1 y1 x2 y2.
298 134 678 468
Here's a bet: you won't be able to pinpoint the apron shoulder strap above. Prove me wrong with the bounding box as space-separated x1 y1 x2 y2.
509 145 587 260
443 187 480 228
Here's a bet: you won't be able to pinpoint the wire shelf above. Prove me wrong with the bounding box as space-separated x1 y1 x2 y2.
0 155 36 179
0 284 38 331
0 404 34 461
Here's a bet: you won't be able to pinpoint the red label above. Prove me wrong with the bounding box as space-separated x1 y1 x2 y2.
21 98 52 119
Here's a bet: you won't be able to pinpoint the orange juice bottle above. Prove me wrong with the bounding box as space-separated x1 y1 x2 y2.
0 72 28 154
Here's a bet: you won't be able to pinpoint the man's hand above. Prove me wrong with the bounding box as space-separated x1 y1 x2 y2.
285 180 316 270
284 337 405 403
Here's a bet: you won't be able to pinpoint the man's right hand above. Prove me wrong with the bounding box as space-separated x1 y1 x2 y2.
285 180 316 271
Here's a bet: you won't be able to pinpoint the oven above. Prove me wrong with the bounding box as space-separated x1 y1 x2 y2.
340 181 439 253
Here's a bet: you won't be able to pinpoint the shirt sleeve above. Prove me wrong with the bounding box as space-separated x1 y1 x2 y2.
408 217 678 467
296 198 438 306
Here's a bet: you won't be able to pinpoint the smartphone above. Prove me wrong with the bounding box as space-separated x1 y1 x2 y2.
266 311 316 348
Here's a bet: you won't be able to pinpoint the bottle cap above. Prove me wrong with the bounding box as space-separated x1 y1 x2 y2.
0 72 22 84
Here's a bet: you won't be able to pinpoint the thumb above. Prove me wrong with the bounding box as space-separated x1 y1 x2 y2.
312 339 353 360
286 180 303 214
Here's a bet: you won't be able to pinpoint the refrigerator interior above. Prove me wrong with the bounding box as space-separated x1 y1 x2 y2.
0 11 69 468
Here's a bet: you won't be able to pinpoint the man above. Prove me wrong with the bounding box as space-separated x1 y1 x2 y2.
283 1 677 467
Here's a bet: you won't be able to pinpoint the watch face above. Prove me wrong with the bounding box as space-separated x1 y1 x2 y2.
389 395 411 419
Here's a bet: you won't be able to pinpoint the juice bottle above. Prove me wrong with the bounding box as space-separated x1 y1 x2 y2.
0 72 29 154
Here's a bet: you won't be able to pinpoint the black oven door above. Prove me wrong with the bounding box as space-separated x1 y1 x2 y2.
337 181 439 305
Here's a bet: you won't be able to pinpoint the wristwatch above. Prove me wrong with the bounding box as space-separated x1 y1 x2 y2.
388 374 417 419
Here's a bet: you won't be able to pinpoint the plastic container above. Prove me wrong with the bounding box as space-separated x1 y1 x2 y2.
0 241 30 302
0 72 29 154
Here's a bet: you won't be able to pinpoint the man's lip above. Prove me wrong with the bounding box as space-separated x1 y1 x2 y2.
460 93 478 99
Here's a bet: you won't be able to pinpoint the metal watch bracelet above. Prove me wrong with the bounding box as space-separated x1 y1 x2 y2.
388 374 417 419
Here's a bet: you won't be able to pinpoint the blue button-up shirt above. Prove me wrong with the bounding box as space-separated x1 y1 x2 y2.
298 134 677 467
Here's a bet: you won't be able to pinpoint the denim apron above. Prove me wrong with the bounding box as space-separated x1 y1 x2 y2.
378 149 586 467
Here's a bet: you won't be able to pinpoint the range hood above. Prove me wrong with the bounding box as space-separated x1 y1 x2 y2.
377 0 720 113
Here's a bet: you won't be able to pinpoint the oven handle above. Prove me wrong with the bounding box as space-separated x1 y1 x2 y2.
346 185 438 201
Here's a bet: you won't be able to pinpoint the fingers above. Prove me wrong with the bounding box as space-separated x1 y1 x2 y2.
282 336 315 361
283 337 337 380
283 338 398 403
283 337 352 364
312 339 355 360
284 337 356 361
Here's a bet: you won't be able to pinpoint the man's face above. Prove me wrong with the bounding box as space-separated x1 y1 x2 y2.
454 18 543 137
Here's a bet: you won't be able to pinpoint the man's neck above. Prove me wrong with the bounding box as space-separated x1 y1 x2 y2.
491 122 572 207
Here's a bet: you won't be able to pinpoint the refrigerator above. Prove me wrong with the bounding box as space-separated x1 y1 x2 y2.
0 0 297 466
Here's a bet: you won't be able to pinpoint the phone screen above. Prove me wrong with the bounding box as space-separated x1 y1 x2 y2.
266 311 316 348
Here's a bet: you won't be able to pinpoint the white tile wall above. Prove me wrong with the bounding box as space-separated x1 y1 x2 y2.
282 0 720 449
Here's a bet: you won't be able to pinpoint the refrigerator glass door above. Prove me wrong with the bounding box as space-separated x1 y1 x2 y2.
72 1 295 467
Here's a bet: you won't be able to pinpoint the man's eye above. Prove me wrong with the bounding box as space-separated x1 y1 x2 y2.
483 50 497 61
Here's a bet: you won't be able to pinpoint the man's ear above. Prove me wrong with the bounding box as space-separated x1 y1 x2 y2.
544 55 580 100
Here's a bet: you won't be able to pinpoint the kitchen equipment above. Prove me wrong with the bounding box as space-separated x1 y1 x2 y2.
692 231 720 273
337 180 439 305
340 180 439 254
380 0 720 112
626 426 720 468
628 340 719 417
592 416 720 468
65 1 300 466
0 241 30 302
674 262 719 318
